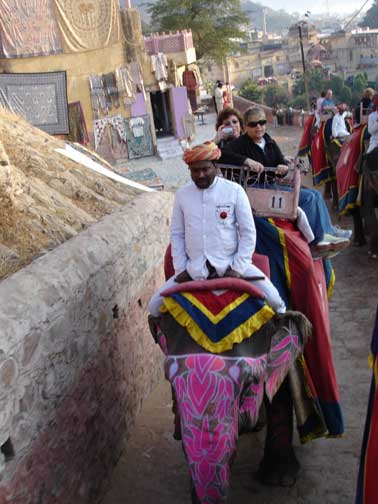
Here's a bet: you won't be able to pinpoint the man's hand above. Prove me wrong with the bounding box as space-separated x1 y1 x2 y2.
244 158 264 174
224 267 241 278
175 270 192 283
276 164 289 176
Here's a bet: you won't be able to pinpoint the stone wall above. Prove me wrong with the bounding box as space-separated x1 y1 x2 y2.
0 191 174 504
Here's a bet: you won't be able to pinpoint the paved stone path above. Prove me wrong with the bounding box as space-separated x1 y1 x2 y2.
103 126 378 504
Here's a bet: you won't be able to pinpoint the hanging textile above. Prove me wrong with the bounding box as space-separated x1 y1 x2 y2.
125 115 154 159
67 102 89 146
115 67 136 106
102 72 120 109
0 0 62 58
0 72 69 135
53 0 121 53
129 61 146 99
93 115 126 150
129 117 145 138
151 53 168 87
89 75 108 118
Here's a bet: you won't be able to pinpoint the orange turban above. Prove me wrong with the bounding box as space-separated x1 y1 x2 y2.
183 141 221 165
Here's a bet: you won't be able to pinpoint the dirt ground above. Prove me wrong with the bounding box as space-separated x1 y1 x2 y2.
103 126 378 504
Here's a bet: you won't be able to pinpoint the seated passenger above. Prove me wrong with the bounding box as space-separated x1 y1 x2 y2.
216 106 351 246
148 141 287 317
332 103 351 140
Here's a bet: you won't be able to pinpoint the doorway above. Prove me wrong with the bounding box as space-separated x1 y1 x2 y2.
150 90 173 138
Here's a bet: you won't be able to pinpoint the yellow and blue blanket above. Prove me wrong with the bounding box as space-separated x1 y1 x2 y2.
162 289 275 354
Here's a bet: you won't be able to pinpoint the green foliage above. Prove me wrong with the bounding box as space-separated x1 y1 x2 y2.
337 85 352 104
353 73 368 95
264 84 289 107
148 0 248 62
239 79 264 103
360 0 378 28
292 69 354 106
293 69 325 97
289 94 308 109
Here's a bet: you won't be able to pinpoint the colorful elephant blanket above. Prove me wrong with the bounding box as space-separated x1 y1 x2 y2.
356 306 378 504
156 319 302 503
336 125 369 216
254 217 343 441
298 115 316 157
310 121 332 186
161 283 275 354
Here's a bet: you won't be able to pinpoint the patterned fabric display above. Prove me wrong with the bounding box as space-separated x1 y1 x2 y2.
0 0 62 58
93 115 126 150
115 67 136 106
124 115 154 159
89 75 108 118
0 72 69 135
53 0 121 53
102 72 120 109
67 102 89 146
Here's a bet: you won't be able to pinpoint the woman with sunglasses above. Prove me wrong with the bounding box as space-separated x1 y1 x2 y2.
218 107 352 249
214 107 265 174
216 106 345 487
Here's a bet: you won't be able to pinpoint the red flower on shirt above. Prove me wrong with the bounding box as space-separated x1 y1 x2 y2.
220 211 228 219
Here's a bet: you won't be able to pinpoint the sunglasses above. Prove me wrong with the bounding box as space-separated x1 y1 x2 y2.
247 120 267 127
223 119 239 126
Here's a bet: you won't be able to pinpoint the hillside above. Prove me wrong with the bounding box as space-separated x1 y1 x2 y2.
0 109 140 280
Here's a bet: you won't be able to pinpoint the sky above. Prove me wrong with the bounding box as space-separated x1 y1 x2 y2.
257 0 372 15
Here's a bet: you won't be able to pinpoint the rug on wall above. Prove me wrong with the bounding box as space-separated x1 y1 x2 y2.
0 72 69 135
0 0 62 58
53 0 121 53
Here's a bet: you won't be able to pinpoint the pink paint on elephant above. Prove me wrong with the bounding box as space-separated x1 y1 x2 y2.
158 326 302 503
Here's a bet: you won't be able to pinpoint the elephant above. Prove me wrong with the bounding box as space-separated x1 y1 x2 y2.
148 274 312 504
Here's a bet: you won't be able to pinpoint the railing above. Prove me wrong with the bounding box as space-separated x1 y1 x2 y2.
144 30 194 55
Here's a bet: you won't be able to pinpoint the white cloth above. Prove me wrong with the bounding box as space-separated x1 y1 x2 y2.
332 112 350 138
367 111 378 154
255 138 266 151
296 207 315 243
148 176 287 315
214 87 224 110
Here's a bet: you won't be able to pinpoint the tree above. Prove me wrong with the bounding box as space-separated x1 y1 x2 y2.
292 69 326 97
263 84 288 107
148 0 248 62
289 94 308 109
360 0 378 28
353 73 368 96
239 80 264 103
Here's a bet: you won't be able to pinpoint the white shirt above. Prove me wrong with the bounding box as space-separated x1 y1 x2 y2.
332 112 350 138
170 176 256 280
255 138 266 151
368 111 378 154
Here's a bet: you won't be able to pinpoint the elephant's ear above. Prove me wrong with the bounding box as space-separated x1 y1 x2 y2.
277 311 313 345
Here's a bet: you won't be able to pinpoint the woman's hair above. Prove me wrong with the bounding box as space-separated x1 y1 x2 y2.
243 106 266 124
363 87 375 100
321 90 326 98
215 107 244 130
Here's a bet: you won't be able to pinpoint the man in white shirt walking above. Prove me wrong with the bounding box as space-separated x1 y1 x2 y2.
148 142 286 316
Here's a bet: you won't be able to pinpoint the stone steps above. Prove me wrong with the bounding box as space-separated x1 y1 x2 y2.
156 137 183 160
